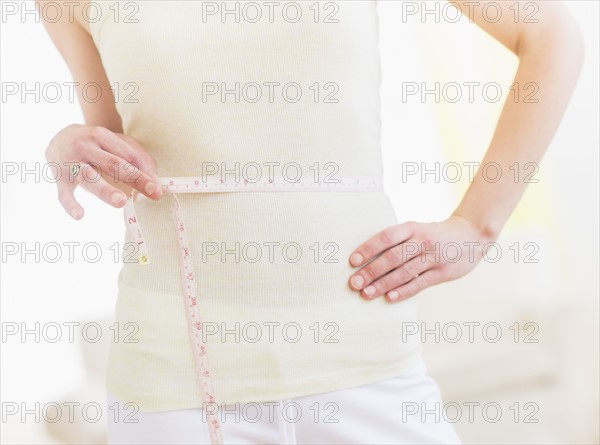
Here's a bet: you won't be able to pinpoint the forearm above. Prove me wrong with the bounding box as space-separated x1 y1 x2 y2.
452 13 584 242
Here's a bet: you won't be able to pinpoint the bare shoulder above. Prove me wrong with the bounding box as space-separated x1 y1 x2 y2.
35 0 92 35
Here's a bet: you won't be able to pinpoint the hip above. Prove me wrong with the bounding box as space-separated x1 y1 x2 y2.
106 355 462 445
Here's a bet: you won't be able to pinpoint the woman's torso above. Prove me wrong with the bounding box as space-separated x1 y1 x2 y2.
88 0 422 409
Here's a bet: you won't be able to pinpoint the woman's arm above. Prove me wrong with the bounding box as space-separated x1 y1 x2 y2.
36 0 123 131
348 1 584 302
448 0 585 241
36 1 162 219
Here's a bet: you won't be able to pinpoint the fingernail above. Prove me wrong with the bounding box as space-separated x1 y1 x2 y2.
350 253 363 266
388 290 399 301
70 208 81 219
111 192 125 204
145 182 156 195
364 285 376 296
351 275 364 289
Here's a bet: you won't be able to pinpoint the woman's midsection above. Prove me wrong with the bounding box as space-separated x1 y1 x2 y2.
118 191 398 308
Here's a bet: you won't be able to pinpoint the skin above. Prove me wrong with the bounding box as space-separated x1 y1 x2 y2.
38 1 584 301
37 0 163 220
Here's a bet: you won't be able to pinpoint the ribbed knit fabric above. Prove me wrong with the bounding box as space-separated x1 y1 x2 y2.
91 0 422 411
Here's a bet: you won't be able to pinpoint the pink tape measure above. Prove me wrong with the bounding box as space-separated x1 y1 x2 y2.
122 176 384 445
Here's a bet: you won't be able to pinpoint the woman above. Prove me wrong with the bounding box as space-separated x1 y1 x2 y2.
38 1 583 444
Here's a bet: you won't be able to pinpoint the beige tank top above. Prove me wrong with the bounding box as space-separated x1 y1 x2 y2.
90 0 422 410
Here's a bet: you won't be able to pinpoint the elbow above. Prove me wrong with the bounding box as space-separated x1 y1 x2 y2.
559 14 585 86
550 6 586 76
517 8 585 79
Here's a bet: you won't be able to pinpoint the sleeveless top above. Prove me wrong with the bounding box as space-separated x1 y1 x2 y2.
90 0 422 411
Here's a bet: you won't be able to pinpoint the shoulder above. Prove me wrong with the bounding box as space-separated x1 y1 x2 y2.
35 0 92 35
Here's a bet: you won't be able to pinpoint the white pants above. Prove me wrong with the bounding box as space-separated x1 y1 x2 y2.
107 358 462 444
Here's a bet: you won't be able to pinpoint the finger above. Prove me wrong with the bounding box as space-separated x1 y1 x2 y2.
349 222 415 267
88 126 159 181
56 180 84 220
385 268 441 303
81 148 161 200
78 173 129 208
349 240 422 291
82 127 162 199
359 255 432 300
116 133 159 175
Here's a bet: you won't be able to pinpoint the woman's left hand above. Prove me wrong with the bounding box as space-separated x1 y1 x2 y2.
348 215 493 303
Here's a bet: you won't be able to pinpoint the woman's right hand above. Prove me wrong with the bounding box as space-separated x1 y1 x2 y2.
45 124 163 220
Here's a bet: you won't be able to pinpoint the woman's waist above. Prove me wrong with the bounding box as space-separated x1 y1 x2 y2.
130 191 398 242
144 157 385 184
120 193 398 301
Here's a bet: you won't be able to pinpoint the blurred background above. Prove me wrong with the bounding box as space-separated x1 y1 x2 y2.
1 1 598 443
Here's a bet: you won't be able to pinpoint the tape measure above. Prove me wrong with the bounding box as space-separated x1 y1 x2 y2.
122 175 384 445
157 176 384 193
124 176 383 265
